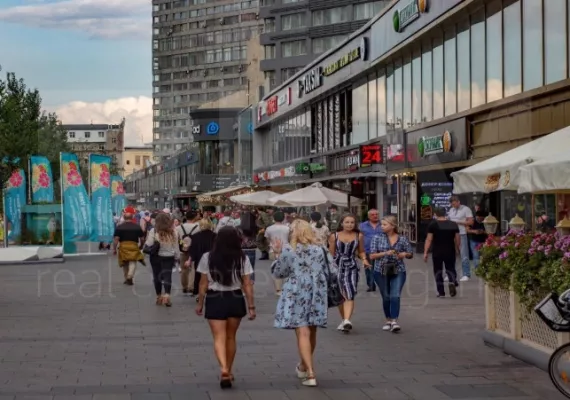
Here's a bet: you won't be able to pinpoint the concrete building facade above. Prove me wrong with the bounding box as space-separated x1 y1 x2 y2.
152 0 263 160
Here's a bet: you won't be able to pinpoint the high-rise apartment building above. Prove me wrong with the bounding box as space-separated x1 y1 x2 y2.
152 0 263 161
259 0 390 87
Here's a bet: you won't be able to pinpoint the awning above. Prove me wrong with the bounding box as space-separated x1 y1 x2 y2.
196 185 249 202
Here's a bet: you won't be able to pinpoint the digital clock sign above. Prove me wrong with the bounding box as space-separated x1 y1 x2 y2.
359 144 383 167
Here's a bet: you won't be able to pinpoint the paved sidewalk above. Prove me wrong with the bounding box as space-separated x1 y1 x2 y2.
0 253 565 400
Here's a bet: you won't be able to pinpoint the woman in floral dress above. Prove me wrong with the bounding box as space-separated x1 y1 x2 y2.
271 220 336 388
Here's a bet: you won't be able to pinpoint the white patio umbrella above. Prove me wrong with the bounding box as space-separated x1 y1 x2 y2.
516 153 570 193
229 190 279 206
268 182 363 207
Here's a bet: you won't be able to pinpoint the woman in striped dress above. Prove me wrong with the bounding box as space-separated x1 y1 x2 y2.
328 214 370 332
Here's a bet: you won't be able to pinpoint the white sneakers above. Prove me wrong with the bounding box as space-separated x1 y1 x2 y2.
296 364 317 387
460 276 470 282
383 321 401 333
337 319 352 332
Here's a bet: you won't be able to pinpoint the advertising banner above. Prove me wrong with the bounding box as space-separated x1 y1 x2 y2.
89 154 114 242
4 169 26 240
60 153 91 242
30 156 54 203
111 175 127 218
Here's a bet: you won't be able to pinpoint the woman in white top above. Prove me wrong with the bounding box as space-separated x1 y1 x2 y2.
195 226 256 389
310 211 330 245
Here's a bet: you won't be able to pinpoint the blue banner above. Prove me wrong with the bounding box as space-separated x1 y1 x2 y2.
111 175 127 218
4 169 26 241
89 154 114 242
30 156 54 203
61 153 91 242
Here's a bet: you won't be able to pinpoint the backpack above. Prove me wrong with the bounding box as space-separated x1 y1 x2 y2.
179 224 198 252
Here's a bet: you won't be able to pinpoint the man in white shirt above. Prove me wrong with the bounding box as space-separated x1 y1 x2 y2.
176 210 201 294
215 210 232 233
447 196 473 282
265 211 290 295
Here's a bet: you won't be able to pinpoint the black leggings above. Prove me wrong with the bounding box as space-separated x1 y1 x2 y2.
150 256 175 295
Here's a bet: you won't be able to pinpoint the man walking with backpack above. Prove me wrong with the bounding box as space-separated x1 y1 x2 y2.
176 210 201 295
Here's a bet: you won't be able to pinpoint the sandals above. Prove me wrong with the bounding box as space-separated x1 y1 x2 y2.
220 372 232 389
156 295 172 307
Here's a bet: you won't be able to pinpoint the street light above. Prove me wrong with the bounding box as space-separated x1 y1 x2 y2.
508 214 526 233
483 213 499 235
556 217 570 237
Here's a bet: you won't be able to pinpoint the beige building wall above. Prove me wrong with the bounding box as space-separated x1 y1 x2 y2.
199 35 264 110
123 147 153 177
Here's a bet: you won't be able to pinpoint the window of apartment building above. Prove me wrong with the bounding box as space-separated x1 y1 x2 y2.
98 131 105 138
265 45 276 59
68 132 75 138
265 71 277 89
208 79 221 88
283 0 301 3
312 6 350 26
241 13 257 22
282 40 307 57
264 18 276 32
261 0 275 6
112 137 117 143
312 34 347 54
282 13 306 31
135 156 141 166
281 67 302 82
159 85 171 93
126 159 131 165
99 144 105 151
354 1 383 19
84 132 91 138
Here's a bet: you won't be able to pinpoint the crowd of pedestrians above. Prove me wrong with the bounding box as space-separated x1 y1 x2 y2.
110 200 482 389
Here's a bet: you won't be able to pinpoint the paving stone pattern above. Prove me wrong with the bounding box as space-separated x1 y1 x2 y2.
0 253 565 399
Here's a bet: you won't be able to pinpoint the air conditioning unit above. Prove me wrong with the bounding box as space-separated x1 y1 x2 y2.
201 21 207 28
203 70 207 77
238 66 243 73
255 13 259 19
219 18 225 25
220 67 225 73
167 29 173 36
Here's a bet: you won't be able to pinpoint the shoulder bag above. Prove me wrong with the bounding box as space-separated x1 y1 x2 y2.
321 247 344 308
143 232 161 257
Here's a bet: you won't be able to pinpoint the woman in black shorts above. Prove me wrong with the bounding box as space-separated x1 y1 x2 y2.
195 226 256 389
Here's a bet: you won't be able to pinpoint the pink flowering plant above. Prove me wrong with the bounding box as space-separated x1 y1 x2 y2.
476 230 570 311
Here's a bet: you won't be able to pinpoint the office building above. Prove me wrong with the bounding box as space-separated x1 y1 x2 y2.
259 0 390 88
152 0 263 160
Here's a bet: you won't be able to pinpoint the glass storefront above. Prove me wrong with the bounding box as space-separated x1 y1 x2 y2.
267 109 311 164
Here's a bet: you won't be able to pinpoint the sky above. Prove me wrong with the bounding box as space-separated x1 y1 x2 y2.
0 0 152 145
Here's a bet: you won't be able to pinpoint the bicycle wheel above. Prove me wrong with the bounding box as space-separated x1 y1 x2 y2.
549 343 570 398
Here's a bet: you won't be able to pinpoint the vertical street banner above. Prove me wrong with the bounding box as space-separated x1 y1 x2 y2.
4 169 26 240
60 153 91 242
30 156 54 203
111 175 126 217
89 154 114 242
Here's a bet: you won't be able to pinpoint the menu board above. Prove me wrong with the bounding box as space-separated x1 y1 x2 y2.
419 181 453 221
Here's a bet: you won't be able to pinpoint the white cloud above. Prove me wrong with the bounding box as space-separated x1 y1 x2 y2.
49 96 153 147
0 0 149 39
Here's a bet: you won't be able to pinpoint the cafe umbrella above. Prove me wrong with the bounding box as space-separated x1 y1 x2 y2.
267 182 363 207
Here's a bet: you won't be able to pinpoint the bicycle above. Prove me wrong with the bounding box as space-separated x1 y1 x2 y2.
535 289 570 398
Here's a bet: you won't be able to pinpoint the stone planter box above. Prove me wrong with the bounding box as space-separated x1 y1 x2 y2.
483 284 570 370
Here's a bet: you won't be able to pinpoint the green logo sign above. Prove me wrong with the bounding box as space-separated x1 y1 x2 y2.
420 193 431 206
417 131 452 157
295 163 326 174
393 0 428 33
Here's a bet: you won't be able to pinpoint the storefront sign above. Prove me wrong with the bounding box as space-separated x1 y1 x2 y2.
359 144 383 167
419 181 453 221
266 96 278 116
278 88 291 107
347 151 359 171
295 163 326 174
393 0 429 33
257 101 267 121
298 67 323 98
256 166 297 182
191 125 200 135
417 130 451 157
322 38 369 77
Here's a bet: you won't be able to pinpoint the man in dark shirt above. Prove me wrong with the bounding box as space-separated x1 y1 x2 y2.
467 210 488 269
113 206 145 285
423 208 460 297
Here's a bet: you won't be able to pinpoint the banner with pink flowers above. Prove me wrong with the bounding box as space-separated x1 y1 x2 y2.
111 175 126 217
4 169 26 241
89 154 113 242
30 156 54 203
60 152 91 242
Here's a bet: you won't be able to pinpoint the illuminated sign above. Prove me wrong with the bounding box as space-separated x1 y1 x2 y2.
322 37 368 77
298 67 322 97
393 0 428 33
266 96 278 116
359 144 383 167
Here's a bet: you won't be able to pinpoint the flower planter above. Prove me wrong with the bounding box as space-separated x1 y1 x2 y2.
484 284 570 370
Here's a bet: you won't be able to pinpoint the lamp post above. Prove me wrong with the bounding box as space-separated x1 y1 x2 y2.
483 213 499 235
556 217 570 237
508 214 526 233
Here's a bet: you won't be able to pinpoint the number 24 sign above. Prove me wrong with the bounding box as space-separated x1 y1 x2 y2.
359 144 383 167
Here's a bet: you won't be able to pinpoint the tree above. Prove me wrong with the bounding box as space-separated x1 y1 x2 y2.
0 67 70 199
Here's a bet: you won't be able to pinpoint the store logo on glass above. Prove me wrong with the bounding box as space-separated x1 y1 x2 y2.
393 0 428 33
206 122 219 135
418 131 452 157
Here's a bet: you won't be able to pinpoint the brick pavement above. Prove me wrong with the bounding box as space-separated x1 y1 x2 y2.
0 252 565 400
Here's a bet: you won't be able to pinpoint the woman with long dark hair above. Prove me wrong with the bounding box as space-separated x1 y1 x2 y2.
238 211 259 280
195 226 256 389
189 218 216 300
310 211 330 245
144 213 180 307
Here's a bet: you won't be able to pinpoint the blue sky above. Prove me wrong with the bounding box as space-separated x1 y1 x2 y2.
0 0 150 107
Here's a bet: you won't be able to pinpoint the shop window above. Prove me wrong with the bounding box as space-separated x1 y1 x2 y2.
352 81 368 145
486 1 503 102
346 89 352 146
403 56 412 129
322 99 329 150
421 43 432 123
368 73 377 138
523 0 543 90
386 66 395 129
544 0 567 84
444 28 457 115
377 70 387 137
504 0 522 97
411 50 421 126
327 96 335 150
432 36 444 120
394 60 403 128
457 19 470 111
333 94 341 148
471 8 486 107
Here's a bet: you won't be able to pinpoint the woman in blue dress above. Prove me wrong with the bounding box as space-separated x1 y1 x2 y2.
271 220 337 388
328 214 370 332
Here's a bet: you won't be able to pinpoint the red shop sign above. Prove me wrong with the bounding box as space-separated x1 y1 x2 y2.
266 96 278 116
360 144 383 167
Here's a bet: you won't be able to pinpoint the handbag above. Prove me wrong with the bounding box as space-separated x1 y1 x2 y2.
143 232 160 257
322 247 344 308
